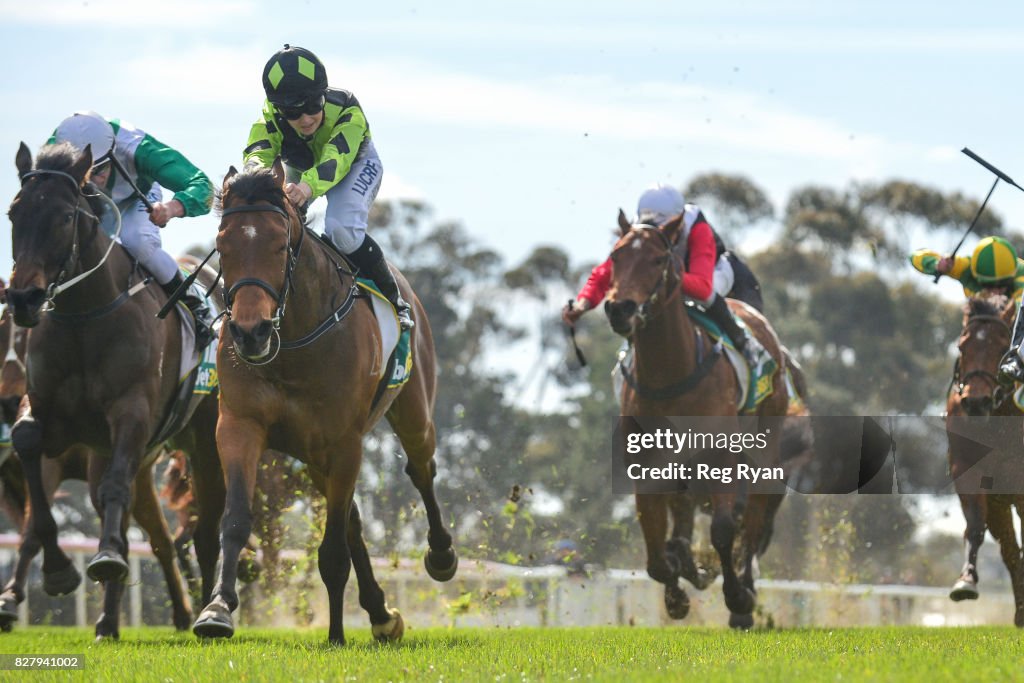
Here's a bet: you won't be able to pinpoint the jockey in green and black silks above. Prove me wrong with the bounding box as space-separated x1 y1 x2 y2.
243 44 412 330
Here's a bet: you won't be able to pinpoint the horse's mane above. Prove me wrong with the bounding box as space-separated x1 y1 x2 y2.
965 293 1010 320
217 166 290 217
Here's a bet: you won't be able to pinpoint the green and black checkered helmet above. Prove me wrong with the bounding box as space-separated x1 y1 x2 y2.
971 236 1018 283
262 44 328 107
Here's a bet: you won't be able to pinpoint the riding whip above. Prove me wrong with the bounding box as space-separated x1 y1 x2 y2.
565 299 588 367
936 148 1024 283
108 153 156 213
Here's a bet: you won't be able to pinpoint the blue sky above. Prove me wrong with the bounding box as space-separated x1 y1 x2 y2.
3 0 1024 282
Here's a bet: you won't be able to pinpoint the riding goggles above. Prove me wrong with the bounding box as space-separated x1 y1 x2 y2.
276 94 326 120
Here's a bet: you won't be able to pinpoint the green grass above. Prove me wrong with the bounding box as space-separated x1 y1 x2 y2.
0 626 1019 682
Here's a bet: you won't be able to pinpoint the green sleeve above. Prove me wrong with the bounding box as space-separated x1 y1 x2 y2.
300 105 368 199
243 103 282 169
133 134 213 217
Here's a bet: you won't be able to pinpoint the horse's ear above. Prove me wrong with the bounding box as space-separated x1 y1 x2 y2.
15 142 32 178
69 145 93 185
271 156 286 187
223 165 238 190
661 213 684 244
617 209 631 236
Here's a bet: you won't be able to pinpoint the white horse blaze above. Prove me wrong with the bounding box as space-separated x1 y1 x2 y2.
242 225 258 240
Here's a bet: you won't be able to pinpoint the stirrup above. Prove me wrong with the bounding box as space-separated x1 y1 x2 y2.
396 304 415 331
997 349 1024 386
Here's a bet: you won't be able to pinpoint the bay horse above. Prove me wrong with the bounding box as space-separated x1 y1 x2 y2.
0 304 194 631
5 142 225 639
605 211 791 628
946 292 1024 626
191 161 456 645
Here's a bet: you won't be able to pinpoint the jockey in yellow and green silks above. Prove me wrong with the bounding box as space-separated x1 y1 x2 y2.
910 236 1024 302
910 236 1024 385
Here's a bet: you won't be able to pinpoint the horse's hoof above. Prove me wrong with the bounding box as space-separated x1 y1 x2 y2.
949 579 979 602
237 557 261 584
173 610 192 632
690 567 717 591
729 612 755 630
193 598 235 639
43 563 82 596
664 583 690 620
94 628 120 642
86 551 128 584
0 593 19 629
725 587 756 616
1015 607 1024 628
424 547 458 582
372 607 405 643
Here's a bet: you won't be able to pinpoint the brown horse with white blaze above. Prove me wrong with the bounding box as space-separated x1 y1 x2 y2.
192 160 456 645
605 211 790 628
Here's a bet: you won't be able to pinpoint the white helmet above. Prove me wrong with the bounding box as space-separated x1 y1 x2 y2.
53 111 115 166
636 184 685 226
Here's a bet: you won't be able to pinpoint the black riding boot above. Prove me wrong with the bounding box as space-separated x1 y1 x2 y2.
705 295 762 368
162 273 214 350
348 236 414 330
998 299 1024 385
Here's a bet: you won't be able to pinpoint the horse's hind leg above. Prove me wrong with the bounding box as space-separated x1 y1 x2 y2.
387 402 457 582
10 413 80 596
734 493 784 629
950 493 986 601
347 500 403 642
637 493 689 619
131 465 192 630
0 456 64 629
988 501 1024 627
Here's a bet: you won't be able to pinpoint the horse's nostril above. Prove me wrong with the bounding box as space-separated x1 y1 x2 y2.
254 320 273 340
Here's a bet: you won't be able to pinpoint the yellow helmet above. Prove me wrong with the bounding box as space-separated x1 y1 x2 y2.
971 236 1018 284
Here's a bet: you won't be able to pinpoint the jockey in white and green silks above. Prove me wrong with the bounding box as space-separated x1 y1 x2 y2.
910 236 1024 385
242 44 412 329
50 111 215 346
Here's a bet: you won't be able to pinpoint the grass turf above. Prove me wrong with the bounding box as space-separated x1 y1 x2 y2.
0 626 1019 681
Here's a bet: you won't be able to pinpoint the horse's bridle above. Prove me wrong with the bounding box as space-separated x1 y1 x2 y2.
956 312 1011 399
17 169 100 307
609 225 681 328
221 202 304 329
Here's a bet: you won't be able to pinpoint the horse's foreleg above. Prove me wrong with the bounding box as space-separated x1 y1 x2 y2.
88 409 148 584
667 493 713 590
951 493 987 601
347 500 403 641
637 493 690 619
10 413 79 597
319 453 360 646
390 412 457 582
131 465 192 630
710 491 755 626
192 414 262 639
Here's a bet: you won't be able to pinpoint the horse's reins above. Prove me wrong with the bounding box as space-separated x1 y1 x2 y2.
17 169 137 312
612 224 722 401
220 202 362 363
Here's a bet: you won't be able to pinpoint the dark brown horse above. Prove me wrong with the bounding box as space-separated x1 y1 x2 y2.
604 211 791 628
5 142 225 639
191 161 456 645
946 292 1024 626
0 302 196 631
